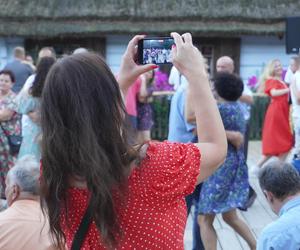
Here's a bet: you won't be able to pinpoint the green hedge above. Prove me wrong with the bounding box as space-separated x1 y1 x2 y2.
249 95 270 140
151 94 270 141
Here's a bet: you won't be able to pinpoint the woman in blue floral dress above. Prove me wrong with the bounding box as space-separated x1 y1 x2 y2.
0 70 21 198
197 73 256 250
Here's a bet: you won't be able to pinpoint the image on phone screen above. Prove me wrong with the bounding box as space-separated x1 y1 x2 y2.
139 38 174 65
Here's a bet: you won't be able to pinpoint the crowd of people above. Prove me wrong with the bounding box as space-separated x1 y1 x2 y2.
0 33 299 250
143 48 172 64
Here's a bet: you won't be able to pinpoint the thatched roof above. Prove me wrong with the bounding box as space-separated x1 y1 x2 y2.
0 0 299 37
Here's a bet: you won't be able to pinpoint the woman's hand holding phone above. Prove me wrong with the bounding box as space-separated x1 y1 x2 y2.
170 32 207 81
118 35 157 96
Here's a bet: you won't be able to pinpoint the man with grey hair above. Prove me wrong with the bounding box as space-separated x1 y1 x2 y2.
257 161 300 250
0 155 54 250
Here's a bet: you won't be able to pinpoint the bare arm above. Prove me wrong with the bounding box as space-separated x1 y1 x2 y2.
270 88 290 97
0 109 14 121
138 75 149 103
239 94 253 105
184 88 196 124
185 91 243 149
27 110 40 124
172 32 227 184
226 131 244 149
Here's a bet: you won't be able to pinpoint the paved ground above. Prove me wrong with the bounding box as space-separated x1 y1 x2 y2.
184 140 277 250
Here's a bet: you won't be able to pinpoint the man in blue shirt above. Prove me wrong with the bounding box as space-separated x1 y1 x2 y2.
258 161 300 250
4 47 33 93
168 78 195 142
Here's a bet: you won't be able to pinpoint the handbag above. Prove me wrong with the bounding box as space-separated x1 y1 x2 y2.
7 135 22 155
71 203 93 250
0 124 22 155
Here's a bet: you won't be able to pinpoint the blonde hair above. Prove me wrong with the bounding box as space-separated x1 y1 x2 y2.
257 59 281 93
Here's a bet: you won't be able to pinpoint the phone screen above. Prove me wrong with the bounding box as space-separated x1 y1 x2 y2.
138 37 174 65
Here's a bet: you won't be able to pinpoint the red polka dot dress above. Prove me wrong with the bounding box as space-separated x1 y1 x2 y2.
60 141 201 249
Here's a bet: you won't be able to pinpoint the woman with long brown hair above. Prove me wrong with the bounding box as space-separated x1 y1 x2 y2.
40 33 227 249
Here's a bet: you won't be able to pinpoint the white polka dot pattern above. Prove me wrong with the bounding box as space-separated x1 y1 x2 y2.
60 141 201 249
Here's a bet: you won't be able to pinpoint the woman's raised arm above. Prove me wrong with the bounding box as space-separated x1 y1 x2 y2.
171 32 227 183
117 35 157 97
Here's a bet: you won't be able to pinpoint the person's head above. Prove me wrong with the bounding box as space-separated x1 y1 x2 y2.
73 47 88 54
30 57 56 97
213 72 244 101
25 55 34 64
259 161 300 214
264 59 282 78
38 47 56 60
5 155 40 207
216 56 234 74
290 56 300 73
257 59 282 92
13 47 26 60
40 52 138 247
0 70 15 93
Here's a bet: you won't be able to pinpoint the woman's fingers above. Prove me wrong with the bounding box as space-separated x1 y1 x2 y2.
171 32 183 48
182 33 193 44
136 64 157 76
126 35 146 55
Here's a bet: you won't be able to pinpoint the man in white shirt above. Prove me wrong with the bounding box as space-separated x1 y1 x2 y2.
290 56 300 157
284 57 299 85
168 65 188 90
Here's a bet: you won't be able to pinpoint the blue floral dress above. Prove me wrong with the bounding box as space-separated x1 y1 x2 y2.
17 95 41 161
198 102 249 214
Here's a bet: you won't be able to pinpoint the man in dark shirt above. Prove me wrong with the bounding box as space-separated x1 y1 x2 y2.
4 47 33 93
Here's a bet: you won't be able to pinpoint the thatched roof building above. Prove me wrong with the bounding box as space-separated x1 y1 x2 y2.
1 0 300 38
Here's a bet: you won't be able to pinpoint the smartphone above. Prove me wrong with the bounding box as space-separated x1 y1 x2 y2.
138 37 174 65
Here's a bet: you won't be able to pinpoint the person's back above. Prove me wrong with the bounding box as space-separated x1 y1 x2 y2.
168 82 195 142
0 156 53 250
0 200 52 250
5 60 33 93
198 73 249 213
258 201 300 249
4 47 33 93
39 34 227 250
258 161 300 250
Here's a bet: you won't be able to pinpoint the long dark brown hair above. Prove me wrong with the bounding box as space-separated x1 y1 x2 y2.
31 56 56 97
40 52 138 248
